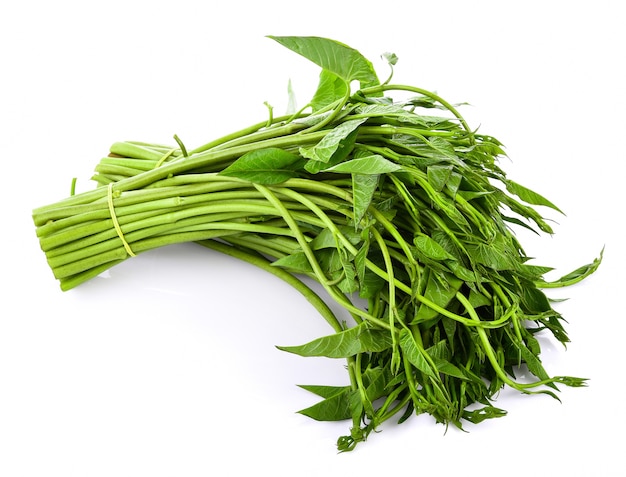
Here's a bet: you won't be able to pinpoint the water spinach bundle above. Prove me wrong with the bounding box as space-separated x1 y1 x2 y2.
32 36 601 451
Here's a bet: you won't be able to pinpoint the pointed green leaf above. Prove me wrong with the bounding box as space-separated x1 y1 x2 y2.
382 51 398 66
522 264 555 278
521 286 551 313
498 191 554 234
447 261 478 282
426 341 470 380
414 234 457 261
555 261 600 284
458 190 495 202
309 226 361 250
219 147 302 184
324 154 402 174
268 36 379 89
316 248 343 273
271 251 312 273
442 317 457 350
300 118 366 164
517 340 555 388
425 339 449 361
297 387 353 421
467 242 517 271
538 249 603 288
446 171 462 196
355 103 451 128
354 239 369 285
468 288 492 308
427 137 458 160
298 384 350 399
463 406 507 424
427 165 454 192
337 246 359 294
399 329 437 378
362 367 391 401
310 69 349 112
501 214 541 235
352 173 379 226
414 272 463 322
522 328 541 356
433 358 469 380
505 180 563 214
277 322 393 358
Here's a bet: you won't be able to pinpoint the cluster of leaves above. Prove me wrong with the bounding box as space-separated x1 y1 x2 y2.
32 36 601 451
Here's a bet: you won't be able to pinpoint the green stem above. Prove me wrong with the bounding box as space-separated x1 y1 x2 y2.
371 226 401 372
358 84 474 137
253 183 377 331
455 291 573 392
189 114 307 155
33 129 333 216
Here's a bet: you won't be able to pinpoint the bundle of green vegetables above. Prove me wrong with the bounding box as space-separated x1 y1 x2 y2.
32 36 601 451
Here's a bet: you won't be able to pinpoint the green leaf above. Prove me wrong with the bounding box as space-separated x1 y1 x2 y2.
463 406 507 424
362 366 391 401
271 251 312 273
355 104 450 128
219 147 302 184
358 269 386 300
427 137 458 160
277 322 393 358
398 329 437 379
337 247 359 294
324 154 402 174
537 249 603 288
522 264 555 278
382 51 398 66
425 340 472 381
498 191 554 234
447 261 478 282
445 171 462 197
433 357 468 380
425 338 447 361
468 288 491 308
309 226 361 250
516 339 555 388
297 387 353 421
442 317 457 350
304 250 337 278
428 191 471 231
501 214 541 235
413 272 463 323
458 190 495 202
300 118 366 164
354 239 369 285
414 234 457 261
521 286 551 313
505 180 563 214
352 173 379 227
427 165 454 192
310 70 349 112
298 384 349 399
467 242 517 271
268 36 379 89
522 328 541 356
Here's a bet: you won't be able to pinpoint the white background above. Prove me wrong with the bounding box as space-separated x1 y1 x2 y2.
1 1 624 475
